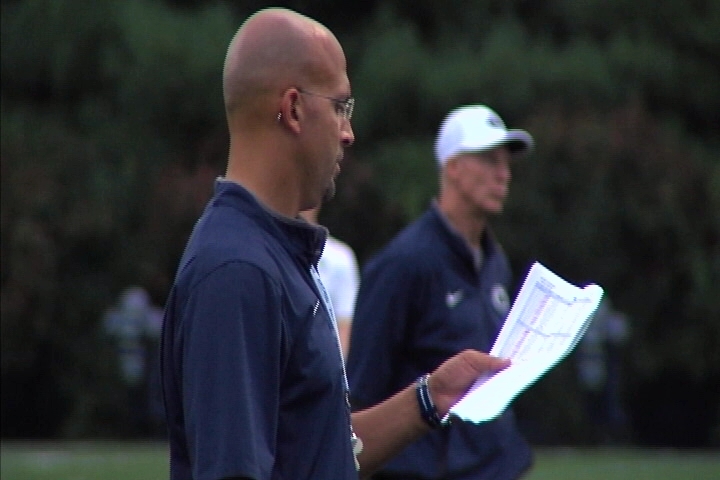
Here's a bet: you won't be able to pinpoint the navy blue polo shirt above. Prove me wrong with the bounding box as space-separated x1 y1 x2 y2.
161 180 357 480
347 204 532 480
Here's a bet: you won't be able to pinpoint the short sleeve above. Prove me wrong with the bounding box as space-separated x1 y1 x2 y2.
181 261 283 480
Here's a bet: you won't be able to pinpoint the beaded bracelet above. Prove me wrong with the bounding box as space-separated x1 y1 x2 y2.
416 373 443 429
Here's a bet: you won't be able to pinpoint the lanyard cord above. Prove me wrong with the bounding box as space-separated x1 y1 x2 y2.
310 265 362 470
310 265 350 393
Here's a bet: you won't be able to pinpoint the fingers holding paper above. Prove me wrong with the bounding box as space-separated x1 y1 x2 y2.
428 349 511 418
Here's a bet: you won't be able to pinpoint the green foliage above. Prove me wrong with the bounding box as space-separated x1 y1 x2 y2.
1 0 718 446
496 104 720 376
1 0 118 99
1 0 234 438
363 138 437 220
109 0 234 146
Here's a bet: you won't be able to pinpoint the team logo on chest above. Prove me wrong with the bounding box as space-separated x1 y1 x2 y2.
445 289 464 308
490 284 510 315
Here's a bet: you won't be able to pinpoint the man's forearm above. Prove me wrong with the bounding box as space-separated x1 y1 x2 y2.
349 350 511 478
351 383 430 478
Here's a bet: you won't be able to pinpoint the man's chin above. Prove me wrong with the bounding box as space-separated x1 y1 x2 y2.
322 181 336 203
484 203 505 216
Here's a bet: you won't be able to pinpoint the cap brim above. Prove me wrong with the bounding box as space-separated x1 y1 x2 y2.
502 130 534 158
456 129 534 160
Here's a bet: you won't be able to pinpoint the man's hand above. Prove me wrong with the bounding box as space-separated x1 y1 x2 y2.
428 349 511 417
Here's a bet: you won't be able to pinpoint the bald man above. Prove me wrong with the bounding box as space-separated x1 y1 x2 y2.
160 8 511 480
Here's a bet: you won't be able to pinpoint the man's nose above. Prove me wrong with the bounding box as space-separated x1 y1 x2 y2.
497 158 512 181
341 121 354 147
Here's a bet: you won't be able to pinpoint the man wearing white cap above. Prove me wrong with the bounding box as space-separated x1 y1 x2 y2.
347 105 534 479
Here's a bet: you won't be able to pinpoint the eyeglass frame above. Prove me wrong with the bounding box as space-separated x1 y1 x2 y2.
296 88 355 121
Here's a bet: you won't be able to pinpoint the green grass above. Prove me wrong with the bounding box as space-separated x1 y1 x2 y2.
1 441 168 480
1 442 719 479
524 447 720 480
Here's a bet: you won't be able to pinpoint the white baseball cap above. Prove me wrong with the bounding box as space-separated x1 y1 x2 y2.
434 105 534 166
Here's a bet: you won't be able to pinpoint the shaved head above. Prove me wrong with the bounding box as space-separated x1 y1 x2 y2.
223 8 342 120
221 8 353 217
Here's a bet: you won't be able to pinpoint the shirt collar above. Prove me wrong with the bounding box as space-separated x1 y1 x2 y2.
214 178 327 266
430 200 492 272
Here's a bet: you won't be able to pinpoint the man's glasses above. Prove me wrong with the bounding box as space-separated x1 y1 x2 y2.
297 88 355 121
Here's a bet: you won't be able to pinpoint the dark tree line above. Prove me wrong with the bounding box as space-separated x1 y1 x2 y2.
2 0 718 446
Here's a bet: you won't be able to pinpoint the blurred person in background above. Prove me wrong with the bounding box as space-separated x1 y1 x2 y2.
577 296 630 444
348 105 535 480
102 285 163 435
301 206 360 358
160 9 513 480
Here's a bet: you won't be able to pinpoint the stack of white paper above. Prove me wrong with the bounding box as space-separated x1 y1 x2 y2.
447 261 604 424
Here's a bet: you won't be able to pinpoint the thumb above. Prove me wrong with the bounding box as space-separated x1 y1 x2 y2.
463 349 511 374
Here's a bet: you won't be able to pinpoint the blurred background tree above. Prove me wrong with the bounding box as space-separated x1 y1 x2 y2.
2 0 718 447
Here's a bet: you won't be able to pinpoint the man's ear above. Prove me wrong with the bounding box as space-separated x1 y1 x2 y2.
443 156 462 180
279 89 302 132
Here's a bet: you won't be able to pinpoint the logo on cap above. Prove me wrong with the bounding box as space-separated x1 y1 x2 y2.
487 114 505 129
